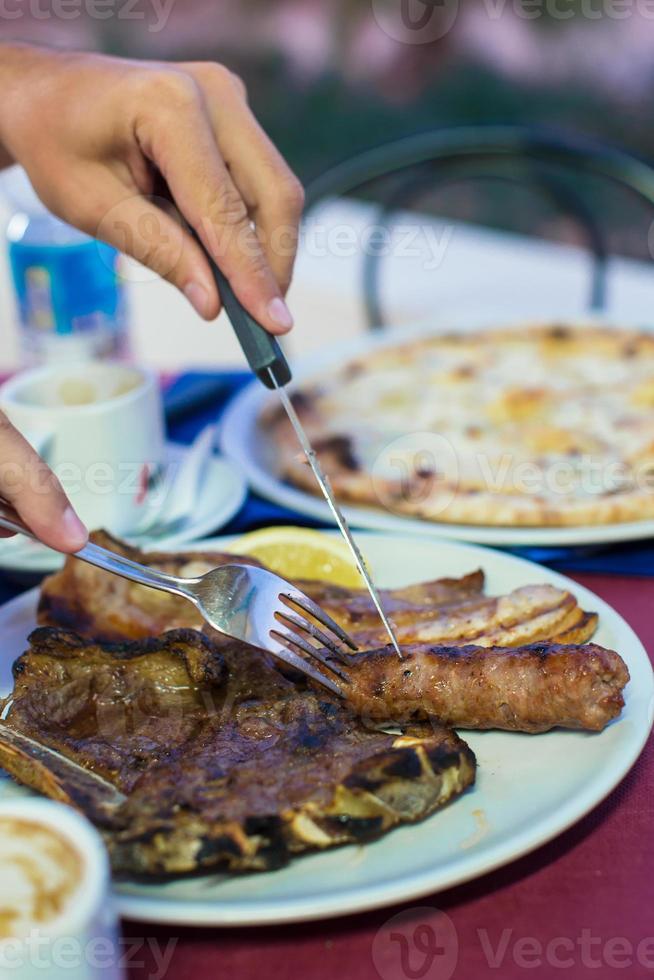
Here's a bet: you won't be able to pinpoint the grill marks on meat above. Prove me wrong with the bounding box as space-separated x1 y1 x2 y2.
297 570 486 637
341 642 630 732
38 535 598 650
0 629 476 876
308 582 598 649
402 586 598 649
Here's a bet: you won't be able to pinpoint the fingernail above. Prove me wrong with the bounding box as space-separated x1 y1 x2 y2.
62 506 88 551
267 297 294 332
184 282 210 318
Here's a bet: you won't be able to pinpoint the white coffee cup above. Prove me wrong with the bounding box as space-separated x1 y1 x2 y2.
0 798 123 980
0 363 165 535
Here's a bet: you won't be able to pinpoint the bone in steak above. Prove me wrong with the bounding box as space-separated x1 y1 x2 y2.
0 628 476 876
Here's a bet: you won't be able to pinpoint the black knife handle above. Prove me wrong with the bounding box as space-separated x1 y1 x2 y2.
190 229 292 389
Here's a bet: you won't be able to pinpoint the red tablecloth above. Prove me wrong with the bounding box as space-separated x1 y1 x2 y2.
123 573 653 980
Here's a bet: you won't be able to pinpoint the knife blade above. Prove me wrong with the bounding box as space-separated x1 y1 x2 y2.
269 372 403 660
194 234 402 658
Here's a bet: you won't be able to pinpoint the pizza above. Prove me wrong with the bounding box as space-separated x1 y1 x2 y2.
264 323 654 527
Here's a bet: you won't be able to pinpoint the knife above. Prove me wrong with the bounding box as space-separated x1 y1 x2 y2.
195 237 402 659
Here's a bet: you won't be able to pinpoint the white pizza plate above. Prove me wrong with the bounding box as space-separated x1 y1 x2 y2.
0 532 651 926
0 442 247 576
220 317 654 547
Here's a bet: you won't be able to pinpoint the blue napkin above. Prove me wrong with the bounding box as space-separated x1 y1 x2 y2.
165 371 653 577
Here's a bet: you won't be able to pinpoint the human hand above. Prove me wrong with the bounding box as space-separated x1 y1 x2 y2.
0 44 304 333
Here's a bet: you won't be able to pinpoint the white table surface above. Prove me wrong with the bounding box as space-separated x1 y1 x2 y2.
1 183 654 372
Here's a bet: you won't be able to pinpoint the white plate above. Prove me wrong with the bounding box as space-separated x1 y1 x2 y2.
0 442 247 575
220 319 654 547
0 532 651 926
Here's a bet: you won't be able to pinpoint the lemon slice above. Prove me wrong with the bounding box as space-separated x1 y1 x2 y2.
225 526 366 587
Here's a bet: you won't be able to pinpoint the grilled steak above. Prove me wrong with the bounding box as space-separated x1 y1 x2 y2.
0 628 476 876
38 532 598 646
339 642 630 732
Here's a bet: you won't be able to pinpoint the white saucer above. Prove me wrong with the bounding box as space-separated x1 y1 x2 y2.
0 442 247 576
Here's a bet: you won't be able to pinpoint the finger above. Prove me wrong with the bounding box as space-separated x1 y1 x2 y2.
0 413 87 553
136 73 294 334
183 63 304 295
92 180 219 320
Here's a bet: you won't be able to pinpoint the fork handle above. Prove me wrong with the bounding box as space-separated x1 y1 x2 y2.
77 540 196 598
0 498 195 599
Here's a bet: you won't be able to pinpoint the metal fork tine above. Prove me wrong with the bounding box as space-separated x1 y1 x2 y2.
274 611 351 682
281 589 358 652
275 603 352 657
268 629 345 697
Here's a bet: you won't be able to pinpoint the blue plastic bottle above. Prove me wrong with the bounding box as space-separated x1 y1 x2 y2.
4 171 128 363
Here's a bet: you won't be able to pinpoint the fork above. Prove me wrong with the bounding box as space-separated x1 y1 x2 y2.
0 500 356 697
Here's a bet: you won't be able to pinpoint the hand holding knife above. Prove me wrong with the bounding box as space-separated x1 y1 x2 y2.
192 231 403 659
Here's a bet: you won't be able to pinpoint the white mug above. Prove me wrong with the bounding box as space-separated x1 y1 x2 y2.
0 797 123 980
0 363 165 535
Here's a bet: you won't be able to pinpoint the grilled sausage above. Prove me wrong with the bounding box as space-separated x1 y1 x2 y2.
344 642 629 733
